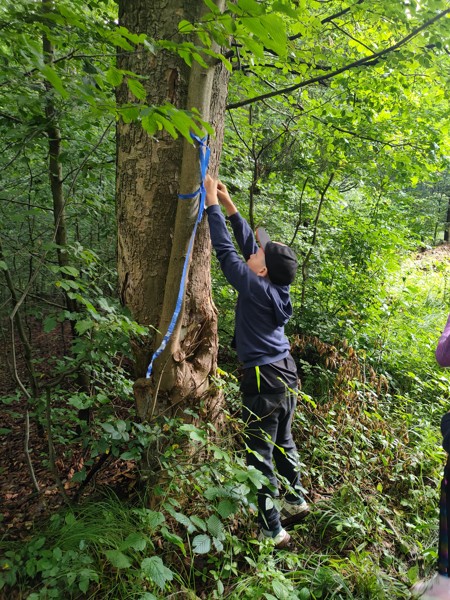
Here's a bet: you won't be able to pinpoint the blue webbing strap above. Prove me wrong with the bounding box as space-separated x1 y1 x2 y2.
146 133 210 379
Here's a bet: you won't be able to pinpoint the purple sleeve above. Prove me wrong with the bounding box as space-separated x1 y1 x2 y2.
436 313 450 367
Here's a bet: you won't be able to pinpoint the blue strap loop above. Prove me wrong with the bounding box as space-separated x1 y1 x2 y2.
146 133 210 379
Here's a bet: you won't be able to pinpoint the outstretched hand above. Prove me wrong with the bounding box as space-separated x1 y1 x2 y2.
217 180 232 205
205 175 237 216
217 180 237 216
205 174 219 207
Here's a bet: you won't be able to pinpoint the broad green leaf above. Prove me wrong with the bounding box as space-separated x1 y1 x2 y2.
178 19 195 33
244 16 287 57
207 514 225 539
217 499 237 518
104 550 132 569
161 526 186 556
40 65 69 98
43 316 57 333
75 319 94 335
120 533 147 552
190 515 207 531
59 266 79 277
236 0 265 15
141 556 174 590
192 534 211 554
106 67 123 87
127 78 147 101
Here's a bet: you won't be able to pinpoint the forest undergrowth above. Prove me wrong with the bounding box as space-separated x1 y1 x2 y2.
2 246 450 599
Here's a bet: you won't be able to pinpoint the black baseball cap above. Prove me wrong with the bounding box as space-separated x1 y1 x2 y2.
256 227 298 286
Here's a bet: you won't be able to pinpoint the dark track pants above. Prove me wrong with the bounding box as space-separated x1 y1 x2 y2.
438 457 450 575
242 389 302 534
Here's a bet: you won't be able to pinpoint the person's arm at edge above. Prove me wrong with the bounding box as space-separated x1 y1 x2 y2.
436 313 450 367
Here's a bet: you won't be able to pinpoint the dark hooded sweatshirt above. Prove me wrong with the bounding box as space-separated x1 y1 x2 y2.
206 204 298 395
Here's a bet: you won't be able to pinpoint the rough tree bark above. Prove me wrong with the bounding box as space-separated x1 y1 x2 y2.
116 0 229 419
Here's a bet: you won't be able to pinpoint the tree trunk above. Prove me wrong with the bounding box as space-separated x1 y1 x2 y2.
117 0 229 418
42 1 91 414
445 196 450 242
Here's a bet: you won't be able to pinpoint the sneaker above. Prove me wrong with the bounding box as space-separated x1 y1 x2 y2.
280 498 310 526
411 573 450 599
258 528 291 549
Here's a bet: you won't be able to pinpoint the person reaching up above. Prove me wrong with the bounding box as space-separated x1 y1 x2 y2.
204 174 309 549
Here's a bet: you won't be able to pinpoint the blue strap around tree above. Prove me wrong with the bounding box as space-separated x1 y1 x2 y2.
146 133 210 379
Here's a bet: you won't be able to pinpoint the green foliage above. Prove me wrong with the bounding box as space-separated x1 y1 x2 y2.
3 0 450 599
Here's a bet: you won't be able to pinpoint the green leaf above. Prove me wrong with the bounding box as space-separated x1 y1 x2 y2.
142 113 158 136
272 579 290 599
161 527 186 556
192 534 211 554
104 550 132 569
133 509 165 531
171 511 194 530
190 515 207 531
178 20 195 33
237 0 265 15
43 316 58 333
59 266 79 277
217 499 237 518
71 468 87 482
75 319 94 335
120 533 147 552
120 106 141 123
141 556 174 590
41 65 69 98
0 428 11 435
207 514 224 539
0 261 7 271
245 15 287 57
127 78 147 101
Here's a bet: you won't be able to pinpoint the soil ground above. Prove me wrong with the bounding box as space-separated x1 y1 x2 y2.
0 317 139 542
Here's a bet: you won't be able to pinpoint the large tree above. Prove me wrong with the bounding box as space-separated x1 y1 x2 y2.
116 0 229 417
